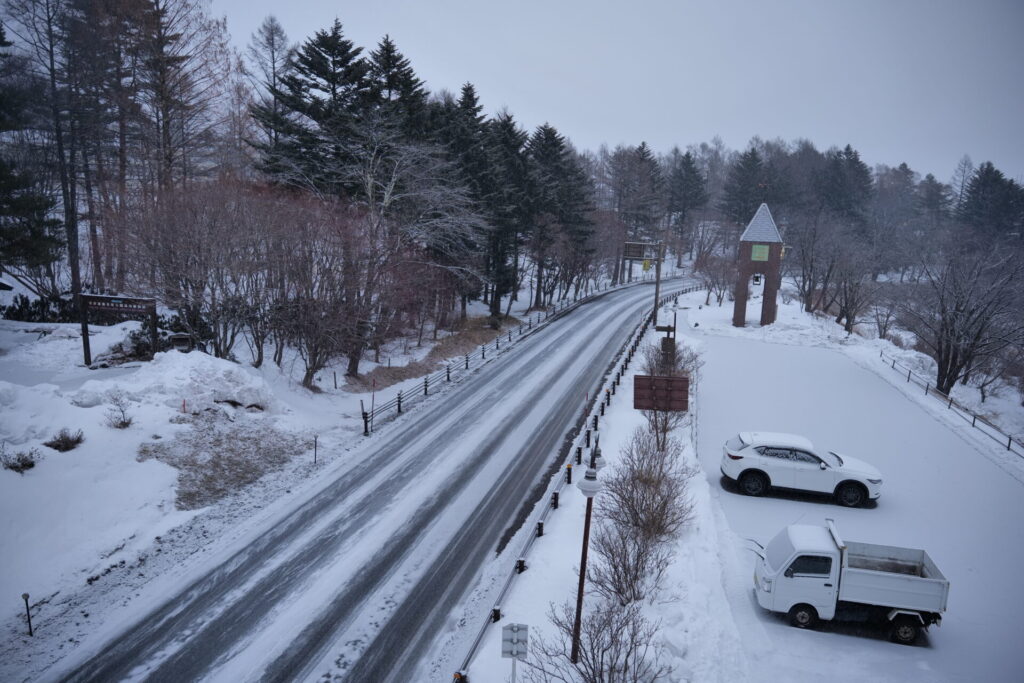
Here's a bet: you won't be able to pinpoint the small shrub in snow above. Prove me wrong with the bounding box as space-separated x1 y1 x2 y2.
44 428 85 452
1 444 40 474
525 601 672 682
104 391 134 429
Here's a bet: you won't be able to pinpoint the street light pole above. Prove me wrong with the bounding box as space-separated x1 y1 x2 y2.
653 242 664 325
571 467 602 663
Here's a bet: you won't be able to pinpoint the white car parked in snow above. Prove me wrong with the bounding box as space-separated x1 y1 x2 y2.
720 432 882 507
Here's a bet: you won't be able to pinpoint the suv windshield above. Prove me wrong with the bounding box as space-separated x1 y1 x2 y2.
726 435 747 451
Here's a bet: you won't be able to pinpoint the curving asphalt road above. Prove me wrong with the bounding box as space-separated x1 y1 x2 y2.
59 280 690 683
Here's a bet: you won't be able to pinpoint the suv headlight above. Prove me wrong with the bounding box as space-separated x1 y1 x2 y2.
867 478 882 485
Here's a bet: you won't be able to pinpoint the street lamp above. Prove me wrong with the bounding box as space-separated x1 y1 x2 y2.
571 467 602 663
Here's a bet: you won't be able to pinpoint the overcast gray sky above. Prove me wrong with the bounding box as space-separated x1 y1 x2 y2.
212 0 1024 182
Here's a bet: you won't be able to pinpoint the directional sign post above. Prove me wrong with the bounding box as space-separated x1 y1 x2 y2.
501 622 529 683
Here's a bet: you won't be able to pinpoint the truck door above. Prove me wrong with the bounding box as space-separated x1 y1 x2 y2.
774 554 838 620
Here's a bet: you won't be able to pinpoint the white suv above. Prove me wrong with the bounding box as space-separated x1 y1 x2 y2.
720 432 882 507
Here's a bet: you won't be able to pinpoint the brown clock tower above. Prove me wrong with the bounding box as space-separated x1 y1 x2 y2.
732 203 784 327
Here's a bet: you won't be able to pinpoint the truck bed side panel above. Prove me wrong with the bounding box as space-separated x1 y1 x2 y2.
838 567 949 613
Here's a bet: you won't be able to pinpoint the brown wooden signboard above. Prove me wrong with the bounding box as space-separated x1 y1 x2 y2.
82 294 156 314
80 294 159 365
633 374 689 412
623 242 647 260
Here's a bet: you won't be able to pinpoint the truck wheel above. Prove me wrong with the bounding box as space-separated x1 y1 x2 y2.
739 471 769 497
835 482 866 508
788 604 818 629
890 616 920 645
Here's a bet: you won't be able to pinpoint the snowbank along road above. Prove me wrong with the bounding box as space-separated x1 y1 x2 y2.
57 280 690 683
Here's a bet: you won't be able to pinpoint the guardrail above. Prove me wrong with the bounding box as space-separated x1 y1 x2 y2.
877 349 1023 458
358 273 677 435
454 285 700 678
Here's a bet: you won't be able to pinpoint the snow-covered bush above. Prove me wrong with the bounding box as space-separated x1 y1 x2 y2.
43 428 85 452
1 444 40 474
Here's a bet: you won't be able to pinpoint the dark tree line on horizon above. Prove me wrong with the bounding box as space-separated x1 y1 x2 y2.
1 2 1022 395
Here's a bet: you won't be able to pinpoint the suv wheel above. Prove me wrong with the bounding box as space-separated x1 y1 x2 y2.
835 482 866 507
739 471 769 497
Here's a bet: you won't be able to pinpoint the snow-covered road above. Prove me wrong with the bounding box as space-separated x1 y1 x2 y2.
692 330 1024 683
56 281 688 683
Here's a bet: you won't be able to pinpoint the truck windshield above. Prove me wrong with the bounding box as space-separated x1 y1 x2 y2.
765 531 794 571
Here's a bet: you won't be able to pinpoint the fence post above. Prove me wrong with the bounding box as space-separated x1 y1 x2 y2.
892 359 896 369
907 369 911 382
1009 436 1013 451
576 446 582 464
925 384 929 396
447 365 451 382
972 415 976 427
397 391 402 414
482 344 486 360
424 376 429 396
948 396 953 409
466 354 469 370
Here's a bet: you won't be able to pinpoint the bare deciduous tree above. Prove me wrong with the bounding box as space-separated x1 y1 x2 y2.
525 601 672 683
898 251 1024 395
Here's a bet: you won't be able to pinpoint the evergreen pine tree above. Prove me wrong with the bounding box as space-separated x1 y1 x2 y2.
254 19 372 193
665 149 708 255
483 111 531 317
916 173 951 225
0 21 62 280
367 35 427 139
817 144 873 222
720 147 766 224
957 161 1022 237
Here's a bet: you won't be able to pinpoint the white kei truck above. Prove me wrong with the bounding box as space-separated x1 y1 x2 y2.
752 519 949 645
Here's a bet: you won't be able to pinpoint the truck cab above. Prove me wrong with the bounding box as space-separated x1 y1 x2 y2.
755 523 840 621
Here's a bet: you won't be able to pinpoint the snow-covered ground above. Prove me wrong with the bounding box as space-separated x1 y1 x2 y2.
0 271 679 681
458 290 1024 682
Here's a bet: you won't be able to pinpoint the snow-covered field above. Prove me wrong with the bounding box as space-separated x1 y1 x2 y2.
459 291 1024 682
2 271 1021 682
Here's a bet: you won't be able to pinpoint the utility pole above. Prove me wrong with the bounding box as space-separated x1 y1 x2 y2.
653 242 664 325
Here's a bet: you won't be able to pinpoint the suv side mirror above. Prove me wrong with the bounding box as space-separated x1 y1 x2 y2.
819 462 827 470
784 567 794 578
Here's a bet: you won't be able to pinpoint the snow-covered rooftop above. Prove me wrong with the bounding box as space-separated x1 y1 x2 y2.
739 203 783 243
741 431 814 451
787 524 835 553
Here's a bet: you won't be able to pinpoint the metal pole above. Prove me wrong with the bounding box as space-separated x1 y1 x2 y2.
512 657 517 683
653 247 662 325
23 593 32 636
570 497 594 663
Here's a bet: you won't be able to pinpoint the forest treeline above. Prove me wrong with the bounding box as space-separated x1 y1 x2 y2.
1 0 1022 394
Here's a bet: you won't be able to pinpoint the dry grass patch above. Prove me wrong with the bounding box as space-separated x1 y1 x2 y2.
347 315 520 392
138 410 305 510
